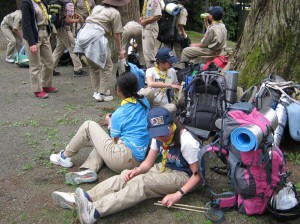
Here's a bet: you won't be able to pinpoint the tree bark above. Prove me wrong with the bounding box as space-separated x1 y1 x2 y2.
232 0 300 89
119 0 140 25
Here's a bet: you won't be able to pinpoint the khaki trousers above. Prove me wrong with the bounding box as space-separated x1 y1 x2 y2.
52 27 82 71
1 22 22 59
65 121 140 173
180 46 222 63
24 37 54 92
139 87 177 116
163 42 183 59
142 24 158 68
122 23 145 66
87 55 113 95
87 163 189 217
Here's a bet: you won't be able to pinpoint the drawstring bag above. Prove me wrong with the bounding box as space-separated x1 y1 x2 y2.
13 46 29 68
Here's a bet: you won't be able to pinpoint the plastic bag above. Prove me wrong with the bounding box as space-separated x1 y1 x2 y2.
117 58 126 75
13 46 29 67
276 182 298 210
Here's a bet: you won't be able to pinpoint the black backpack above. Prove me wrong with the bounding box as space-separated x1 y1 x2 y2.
48 0 72 28
157 1 183 44
179 71 226 132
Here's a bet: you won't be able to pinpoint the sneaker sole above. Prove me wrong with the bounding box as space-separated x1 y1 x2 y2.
65 171 97 185
50 159 73 168
52 192 74 209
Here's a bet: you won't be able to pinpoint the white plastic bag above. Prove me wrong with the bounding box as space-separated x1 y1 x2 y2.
276 182 298 210
118 58 127 75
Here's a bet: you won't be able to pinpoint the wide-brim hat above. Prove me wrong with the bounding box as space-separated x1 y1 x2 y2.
102 0 130 7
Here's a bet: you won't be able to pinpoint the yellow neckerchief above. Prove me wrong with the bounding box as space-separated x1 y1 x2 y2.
211 20 223 25
154 63 170 103
160 123 177 173
84 0 91 14
121 97 137 106
141 0 148 17
34 0 50 21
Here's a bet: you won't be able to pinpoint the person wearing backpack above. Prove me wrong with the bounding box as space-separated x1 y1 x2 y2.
50 72 150 185
140 0 162 68
162 0 188 58
180 6 227 65
22 0 58 99
1 10 23 63
51 0 88 77
51 107 201 224
140 47 182 115
74 0 128 102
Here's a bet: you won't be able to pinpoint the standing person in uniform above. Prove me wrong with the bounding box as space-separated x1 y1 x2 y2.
52 1 88 77
163 0 188 58
74 0 128 102
180 6 227 64
1 10 23 63
51 107 201 224
122 21 146 68
50 72 150 185
22 0 57 99
73 0 95 34
140 0 162 68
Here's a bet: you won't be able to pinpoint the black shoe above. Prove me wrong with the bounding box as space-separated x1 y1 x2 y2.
53 70 61 76
73 69 88 77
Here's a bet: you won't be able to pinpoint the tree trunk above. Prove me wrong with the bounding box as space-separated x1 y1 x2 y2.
119 0 140 25
232 0 300 89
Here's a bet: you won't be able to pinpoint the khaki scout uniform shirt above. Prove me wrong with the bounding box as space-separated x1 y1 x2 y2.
143 0 162 26
177 4 187 35
2 10 22 30
31 0 49 37
201 22 227 51
86 5 123 34
74 0 95 19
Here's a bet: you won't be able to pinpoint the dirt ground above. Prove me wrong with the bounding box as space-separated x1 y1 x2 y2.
0 31 300 224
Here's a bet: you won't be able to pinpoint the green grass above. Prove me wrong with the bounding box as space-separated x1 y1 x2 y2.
286 152 300 165
186 30 236 48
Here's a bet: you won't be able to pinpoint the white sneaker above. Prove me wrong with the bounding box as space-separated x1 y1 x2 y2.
102 95 113 102
75 188 97 224
65 170 97 185
52 191 75 209
94 93 103 102
50 150 73 168
92 92 97 98
6 58 14 63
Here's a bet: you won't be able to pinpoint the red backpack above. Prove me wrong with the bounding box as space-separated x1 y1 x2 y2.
198 102 288 215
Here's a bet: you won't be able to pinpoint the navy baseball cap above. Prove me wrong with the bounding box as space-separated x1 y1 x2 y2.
156 47 178 64
208 6 224 20
147 107 174 138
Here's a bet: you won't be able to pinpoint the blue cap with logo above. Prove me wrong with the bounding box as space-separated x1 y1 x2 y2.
208 6 224 20
147 107 174 138
156 47 179 64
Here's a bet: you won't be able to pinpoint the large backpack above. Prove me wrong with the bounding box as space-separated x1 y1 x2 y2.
157 1 183 44
48 0 73 28
198 102 288 216
179 71 226 132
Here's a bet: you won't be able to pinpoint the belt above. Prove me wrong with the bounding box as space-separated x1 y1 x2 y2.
38 25 47 30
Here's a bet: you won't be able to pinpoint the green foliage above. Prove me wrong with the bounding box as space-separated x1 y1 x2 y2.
185 0 238 41
295 183 300 192
23 163 33 170
286 152 300 165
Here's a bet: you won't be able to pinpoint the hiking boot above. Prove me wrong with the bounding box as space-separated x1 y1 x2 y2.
52 191 75 209
50 150 73 168
34 91 49 99
43 87 58 93
102 95 113 102
65 170 97 185
6 58 14 63
75 188 97 224
73 69 88 77
94 93 103 102
53 70 61 76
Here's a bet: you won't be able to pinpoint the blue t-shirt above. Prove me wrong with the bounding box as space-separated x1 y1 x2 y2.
110 97 150 162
